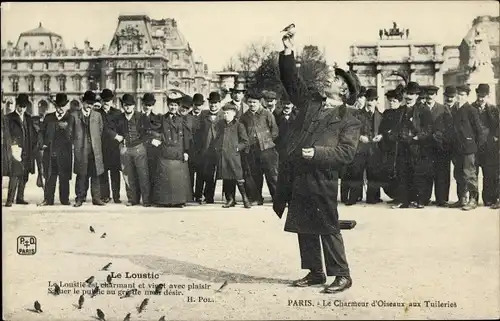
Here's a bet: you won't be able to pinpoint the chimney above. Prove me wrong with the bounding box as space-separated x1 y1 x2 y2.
84 40 90 50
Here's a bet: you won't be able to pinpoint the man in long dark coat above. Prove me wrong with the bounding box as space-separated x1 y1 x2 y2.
2 94 13 178
97 88 122 204
70 91 106 207
471 84 499 206
449 85 487 210
391 82 433 209
188 93 204 201
195 92 224 204
427 85 454 206
5 94 37 207
274 97 297 159
140 93 161 204
274 31 361 294
37 93 73 206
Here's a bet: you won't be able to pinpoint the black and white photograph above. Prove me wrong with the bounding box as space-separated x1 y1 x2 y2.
2 1 499 320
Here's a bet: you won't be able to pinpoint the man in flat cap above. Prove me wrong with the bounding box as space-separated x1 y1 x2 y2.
37 93 73 206
471 84 499 207
262 90 280 120
449 85 487 210
424 85 452 207
71 90 106 207
276 29 361 293
97 88 123 204
4 93 37 207
391 81 433 209
239 88 279 205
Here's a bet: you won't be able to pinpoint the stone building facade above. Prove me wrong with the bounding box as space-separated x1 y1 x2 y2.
1 15 213 115
347 22 444 108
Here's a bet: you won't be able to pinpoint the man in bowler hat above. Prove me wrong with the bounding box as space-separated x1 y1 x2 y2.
276 29 361 293
70 91 106 207
188 93 205 200
4 93 37 207
471 84 499 206
425 85 453 206
37 93 73 206
97 88 122 204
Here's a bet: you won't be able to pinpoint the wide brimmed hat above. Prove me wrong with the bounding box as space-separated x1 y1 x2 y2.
121 94 135 106
100 89 114 102
405 82 420 95
82 91 97 104
15 93 30 107
335 67 360 105
181 95 193 108
207 92 221 103
167 91 184 104
443 86 457 97
142 93 156 106
193 93 204 105
475 84 490 97
456 85 470 94
365 88 378 101
55 93 69 107
386 89 403 101
230 82 246 93
222 103 238 112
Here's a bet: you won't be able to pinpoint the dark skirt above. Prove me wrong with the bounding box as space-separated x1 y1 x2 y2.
154 159 192 205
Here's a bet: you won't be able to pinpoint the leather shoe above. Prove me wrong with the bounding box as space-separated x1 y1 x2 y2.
4 201 12 207
323 276 352 294
143 203 152 207
61 201 71 206
16 199 29 205
291 272 326 287
73 201 83 207
93 200 106 206
101 197 111 203
114 199 122 204
126 202 137 207
37 200 53 206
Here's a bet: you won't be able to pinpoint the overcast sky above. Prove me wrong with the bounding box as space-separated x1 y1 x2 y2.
1 1 498 71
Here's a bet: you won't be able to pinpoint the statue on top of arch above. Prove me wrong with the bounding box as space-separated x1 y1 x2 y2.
467 27 494 83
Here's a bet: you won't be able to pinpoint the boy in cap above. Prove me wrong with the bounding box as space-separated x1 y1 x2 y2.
262 90 280 119
449 85 487 210
214 103 252 208
37 93 73 206
471 84 499 207
71 90 106 207
239 88 279 205
4 93 37 207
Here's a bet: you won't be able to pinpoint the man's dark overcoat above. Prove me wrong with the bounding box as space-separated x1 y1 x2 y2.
213 119 249 180
41 111 73 179
276 52 361 235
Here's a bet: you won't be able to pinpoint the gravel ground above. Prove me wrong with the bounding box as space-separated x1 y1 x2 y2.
2 175 499 320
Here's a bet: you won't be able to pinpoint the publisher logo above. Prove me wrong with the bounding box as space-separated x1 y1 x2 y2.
17 236 37 255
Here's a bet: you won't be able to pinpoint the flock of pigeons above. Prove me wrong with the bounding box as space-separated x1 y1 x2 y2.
30 225 229 321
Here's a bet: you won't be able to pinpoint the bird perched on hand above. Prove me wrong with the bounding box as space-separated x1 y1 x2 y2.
281 23 295 34
78 294 84 309
137 298 149 313
96 308 106 321
123 312 131 321
89 226 95 233
34 300 43 313
101 262 112 271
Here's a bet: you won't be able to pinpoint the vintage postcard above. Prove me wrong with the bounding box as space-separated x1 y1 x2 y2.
2 1 499 320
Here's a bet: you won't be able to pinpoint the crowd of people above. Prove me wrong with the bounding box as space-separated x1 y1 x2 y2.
1 78 499 211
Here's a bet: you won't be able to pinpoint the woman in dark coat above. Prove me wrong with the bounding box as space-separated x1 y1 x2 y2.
152 92 192 207
2 104 12 177
275 30 361 294
214 104 251 209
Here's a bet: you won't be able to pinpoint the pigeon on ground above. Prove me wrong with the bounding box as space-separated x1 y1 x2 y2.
91 285 100 298
123 312 131 321
96 308 106 321
100 233 106 238
53 283 61 295
101 263 112 271
216 280 228 292
137 298 149 313
78 294 84 309
90 226 95 233
154 283 165 295
158 316 166 321
106 274 112 284
120 289 134 299
85 276 95 285
34 301 43 313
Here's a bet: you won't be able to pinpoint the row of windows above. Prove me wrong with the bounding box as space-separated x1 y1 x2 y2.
6 61 82 71
7 76 82 92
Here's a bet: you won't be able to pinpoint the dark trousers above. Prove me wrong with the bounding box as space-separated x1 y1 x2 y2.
476 162 499 204
425 150 451 204
223 179 237 200
452 153 478 198
6 170 29 203
75 155 101 202
146 145 159 204
44 156 70 204
100 169 121 201
344 148 382 203
120 143 150 205
190 159 204 200
395 152 426 205
247 146 278 201
202 162 217 202
298 233 350 277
